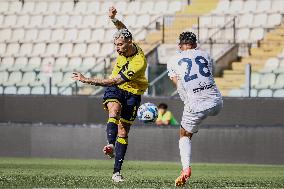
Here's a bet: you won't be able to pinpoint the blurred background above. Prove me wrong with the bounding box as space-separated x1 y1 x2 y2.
0 0 283 164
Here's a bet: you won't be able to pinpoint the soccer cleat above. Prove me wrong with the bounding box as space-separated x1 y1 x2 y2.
103 144 115 159
175 167 191 187
112 172 124 182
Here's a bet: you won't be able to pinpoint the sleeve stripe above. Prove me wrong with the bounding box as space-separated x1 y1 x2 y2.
119 72 130 82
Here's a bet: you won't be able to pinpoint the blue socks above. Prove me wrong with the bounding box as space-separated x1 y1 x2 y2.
114 137 128 173
106 117 119 145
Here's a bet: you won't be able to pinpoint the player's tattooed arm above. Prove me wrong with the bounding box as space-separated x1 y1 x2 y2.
72 72 125 86
108 6 127 30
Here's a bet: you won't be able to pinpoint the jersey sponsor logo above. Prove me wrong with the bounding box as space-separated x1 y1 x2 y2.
193 82 215 93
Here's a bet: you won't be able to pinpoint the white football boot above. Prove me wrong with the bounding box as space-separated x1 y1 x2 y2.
112 172 124 182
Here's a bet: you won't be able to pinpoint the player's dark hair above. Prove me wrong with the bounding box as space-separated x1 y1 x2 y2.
179 31 197 45
158 103 168 110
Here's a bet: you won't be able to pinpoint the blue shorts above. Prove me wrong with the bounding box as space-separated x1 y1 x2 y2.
103 86 141 124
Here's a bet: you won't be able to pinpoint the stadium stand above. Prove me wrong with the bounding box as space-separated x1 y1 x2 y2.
0 0 183 95
0 0 284 97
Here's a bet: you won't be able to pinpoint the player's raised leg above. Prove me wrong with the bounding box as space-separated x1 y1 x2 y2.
103 101 121 158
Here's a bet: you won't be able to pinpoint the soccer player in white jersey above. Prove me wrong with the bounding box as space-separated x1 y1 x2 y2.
167 31 223 187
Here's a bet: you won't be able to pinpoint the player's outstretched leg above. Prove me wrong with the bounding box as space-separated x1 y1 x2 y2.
112 123 130 182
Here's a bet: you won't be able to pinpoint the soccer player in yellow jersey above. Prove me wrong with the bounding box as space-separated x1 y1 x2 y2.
72 7 148 182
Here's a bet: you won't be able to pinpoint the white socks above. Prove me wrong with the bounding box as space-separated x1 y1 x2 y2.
179 137 191 170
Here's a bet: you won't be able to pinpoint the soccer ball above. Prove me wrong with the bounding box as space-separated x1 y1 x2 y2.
137 102 158 123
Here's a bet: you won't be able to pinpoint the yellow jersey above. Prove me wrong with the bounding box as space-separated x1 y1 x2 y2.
110 43 148 95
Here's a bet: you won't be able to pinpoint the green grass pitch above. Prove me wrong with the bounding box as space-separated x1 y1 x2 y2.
0 158 283 188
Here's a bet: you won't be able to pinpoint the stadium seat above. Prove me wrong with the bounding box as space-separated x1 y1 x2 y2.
34 2 48 14
22 57 41 71
267 14 282 27
77 29 92 43
65 57 82 72
58 43 73 57
85 43 101 57
9 57 28 72
16 15 30 28
22 2 35 14
100 43 114 57
3 86 17 94
30 15 43 28
17 86 31 95
45 43 60 57
52 72 63 86
38 29 52 42
256 0 271 13
0 29 12 41
255 73 276 89
100 1 114 14
200 16 212 28
78 57 96 72
72 43 87 56
32 43 46 56
96 15 109 28
114 1 127 12
57 72 74 87
253 14 267 27
81 15 96 28
64 29 78 42
60 2 74 14
69 15 83 28
124 15 136 29
51 29 64 42
85 1 100 14
271 74 284 89
30 73 47 87
139 1 154 14
251 72 261 88
250 28 264 42
0 2 9 13
0 86 3 94
212 0 230 14
0 43 6 55
43 15 56 27
11 29 25 42
9 2 22 14
274 60 284 74
211 15 225 27
55 15 69 28
90 29 105 42
126 1 141 14
257 89 273 97
0 57 14 71
31 86 45 95
3 71 22 86
273 89 284 97
153 1 168 14
271 0 284 13
6 43 20 56
0 71 9 85
74 1 87 14
228 0 243 14
18 43 33 56
25 29 38 42
53 57 68 71
238 14 254 28
259 58 279 73
17 72 36 87
236 28 250 43
228 88 243 97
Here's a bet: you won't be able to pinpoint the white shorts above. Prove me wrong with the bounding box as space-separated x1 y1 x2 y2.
181 102 223 133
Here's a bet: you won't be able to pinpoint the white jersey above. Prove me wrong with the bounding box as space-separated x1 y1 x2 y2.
167 49 222 112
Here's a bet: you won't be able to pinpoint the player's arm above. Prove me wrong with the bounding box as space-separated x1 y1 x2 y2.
72 72 126 86
170 76 178 86
109 6 127 30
